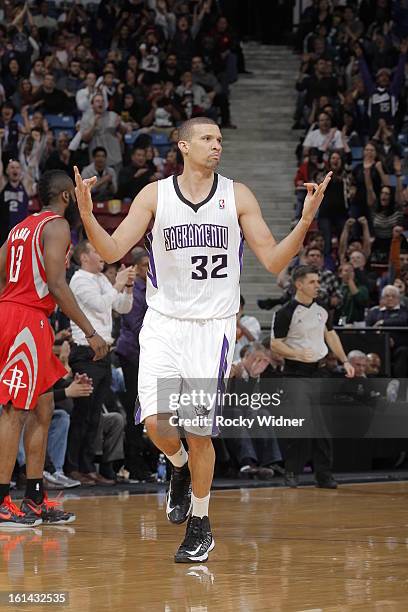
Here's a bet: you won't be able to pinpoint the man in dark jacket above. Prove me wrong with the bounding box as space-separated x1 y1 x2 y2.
366 285 408 376
116 249 150 481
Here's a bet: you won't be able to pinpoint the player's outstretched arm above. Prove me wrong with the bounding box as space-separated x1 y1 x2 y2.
74 166 155 263
236 173 332 274
43 218 108 361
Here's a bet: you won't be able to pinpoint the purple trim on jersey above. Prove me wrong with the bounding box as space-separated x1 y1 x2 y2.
212 334 230 435
144 231 158 289
238 230 244 273
134 400 141 425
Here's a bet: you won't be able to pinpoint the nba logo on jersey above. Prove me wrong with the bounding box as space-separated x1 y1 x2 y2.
218 199 225 209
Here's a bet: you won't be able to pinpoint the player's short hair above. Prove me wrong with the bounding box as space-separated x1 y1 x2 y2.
38 170 73 207
292 265 320 283
178 117 218 142
73 240 90 265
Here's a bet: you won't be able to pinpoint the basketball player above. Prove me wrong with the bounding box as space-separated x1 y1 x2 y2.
74 117 332 562
0 170 108 528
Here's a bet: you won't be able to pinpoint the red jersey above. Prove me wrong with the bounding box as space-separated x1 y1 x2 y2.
0 211 64 316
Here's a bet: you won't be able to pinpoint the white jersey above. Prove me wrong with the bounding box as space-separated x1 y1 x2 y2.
145 173 242 319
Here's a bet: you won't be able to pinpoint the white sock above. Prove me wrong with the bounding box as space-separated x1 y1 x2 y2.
166 443 188 468
192 492 210 518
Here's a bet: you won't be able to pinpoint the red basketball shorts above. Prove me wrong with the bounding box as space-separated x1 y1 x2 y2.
0 302 66 410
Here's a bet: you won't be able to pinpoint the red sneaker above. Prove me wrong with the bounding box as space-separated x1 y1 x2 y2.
0 496 42 528
20 494 76 525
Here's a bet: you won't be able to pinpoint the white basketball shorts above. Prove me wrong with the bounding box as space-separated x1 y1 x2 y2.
135 308 236 435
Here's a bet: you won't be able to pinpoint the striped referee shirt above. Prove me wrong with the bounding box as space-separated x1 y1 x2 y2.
271 299 332 362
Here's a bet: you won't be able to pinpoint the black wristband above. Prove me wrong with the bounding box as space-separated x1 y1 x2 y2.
125 284 133 287
85 329 97 339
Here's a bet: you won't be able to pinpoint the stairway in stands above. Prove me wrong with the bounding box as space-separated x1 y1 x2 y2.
219 43 300 327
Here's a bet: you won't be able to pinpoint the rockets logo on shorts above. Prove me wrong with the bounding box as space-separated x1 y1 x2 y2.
0 327 38 410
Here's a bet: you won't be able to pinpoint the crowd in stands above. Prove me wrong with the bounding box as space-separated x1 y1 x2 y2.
258 0 408 367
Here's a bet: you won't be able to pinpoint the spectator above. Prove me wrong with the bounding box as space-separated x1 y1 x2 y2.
32 73 73 115
11 80 34 112
366 352 382 376
372 180 404 261
65 240 135 485
0 102 20 167
44 372 95 489
162 147 183 178
95 408 126 482
0 155 35 245
337 262 369 324
80 93 125 172
44 132 75 179
316 151 350 255
372 119 402 174
304 246 343 311
140 82 182 129
75 72 99 115
33 0 58 36
160 52 182 86
30 58 46 93
176 70 211 118
117 146 155 200
365 285 408 377
339 217 372 264
81 146 117 201
234 296 261 361
302 112 344 157
294 147 323 219
191 55 235 128
356 40 407 136
57 58 84 102
351 140 388 220
116 248 151 481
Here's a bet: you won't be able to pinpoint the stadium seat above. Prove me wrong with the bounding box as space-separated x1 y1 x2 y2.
351 146 363 160
45 115 76 132
151 132 171 155
124 130 141 145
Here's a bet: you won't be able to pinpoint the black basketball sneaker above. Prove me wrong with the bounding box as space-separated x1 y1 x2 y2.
0 496 41 528
20 494 76 525
166 462 192 524
174 516 215 563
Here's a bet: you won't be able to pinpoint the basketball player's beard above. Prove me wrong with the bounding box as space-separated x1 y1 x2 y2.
64 194 80 228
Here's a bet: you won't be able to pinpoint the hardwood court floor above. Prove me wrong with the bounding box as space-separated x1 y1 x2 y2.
1 482 408 612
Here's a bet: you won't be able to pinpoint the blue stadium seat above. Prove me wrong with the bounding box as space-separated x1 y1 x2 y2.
151 132 171 155
388 174 408 187
351 146 363 160
124 130 141 145
45 115 75 132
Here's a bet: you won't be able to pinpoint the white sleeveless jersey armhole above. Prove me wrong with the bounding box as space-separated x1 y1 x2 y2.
145 173 242 319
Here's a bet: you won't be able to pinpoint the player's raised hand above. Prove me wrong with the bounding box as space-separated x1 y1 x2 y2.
302 172 333 224
74 165 97 218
